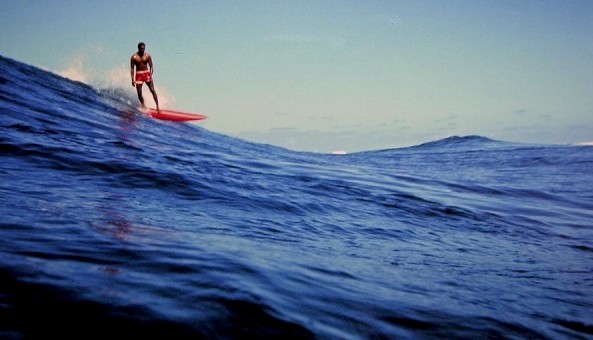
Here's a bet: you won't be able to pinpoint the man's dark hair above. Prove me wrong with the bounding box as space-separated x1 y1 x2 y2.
138 42 145 49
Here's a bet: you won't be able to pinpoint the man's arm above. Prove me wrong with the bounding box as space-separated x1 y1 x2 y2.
130 56 135 86
148 54 154 76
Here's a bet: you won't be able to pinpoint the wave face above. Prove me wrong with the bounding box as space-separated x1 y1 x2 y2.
1 54 592 339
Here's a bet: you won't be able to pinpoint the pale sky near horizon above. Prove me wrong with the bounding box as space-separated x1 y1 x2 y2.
2 1 592 152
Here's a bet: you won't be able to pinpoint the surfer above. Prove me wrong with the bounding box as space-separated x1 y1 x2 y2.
131 42 160 112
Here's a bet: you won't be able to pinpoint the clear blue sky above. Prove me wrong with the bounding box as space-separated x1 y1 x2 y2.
2 1 592 152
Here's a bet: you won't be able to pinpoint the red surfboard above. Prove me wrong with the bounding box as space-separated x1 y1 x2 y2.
145 108 207 122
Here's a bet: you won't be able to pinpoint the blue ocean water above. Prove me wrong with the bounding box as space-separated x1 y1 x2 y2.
1 53 592 339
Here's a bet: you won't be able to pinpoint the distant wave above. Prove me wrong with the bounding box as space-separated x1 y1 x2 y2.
413 135 496 148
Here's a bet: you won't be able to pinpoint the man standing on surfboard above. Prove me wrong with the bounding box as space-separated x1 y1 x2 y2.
131 42 160 112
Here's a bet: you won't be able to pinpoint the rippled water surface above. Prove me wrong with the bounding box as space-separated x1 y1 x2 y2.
1 54 592 339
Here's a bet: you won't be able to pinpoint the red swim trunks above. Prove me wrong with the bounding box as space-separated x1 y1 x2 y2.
135 70 152 84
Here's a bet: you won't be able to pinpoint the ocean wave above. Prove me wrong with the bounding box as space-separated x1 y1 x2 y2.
2 54 593 338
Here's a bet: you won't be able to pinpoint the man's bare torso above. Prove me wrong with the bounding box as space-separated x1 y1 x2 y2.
132 53 151 71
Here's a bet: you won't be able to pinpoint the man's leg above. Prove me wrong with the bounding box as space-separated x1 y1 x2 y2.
136 83 145 108
147 81 160 111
